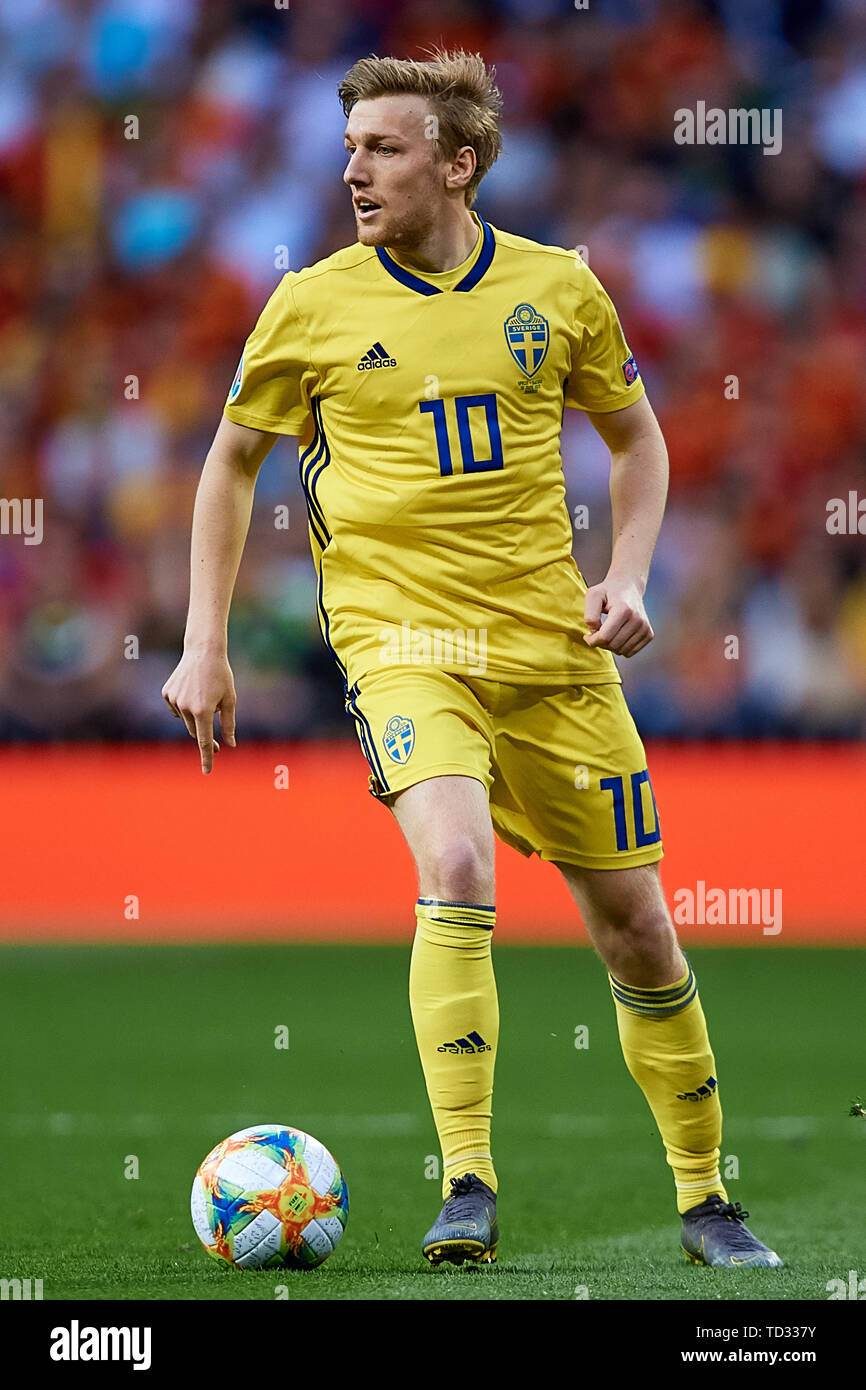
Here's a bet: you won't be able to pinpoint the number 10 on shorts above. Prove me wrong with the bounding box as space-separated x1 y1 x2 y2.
600 769 661 851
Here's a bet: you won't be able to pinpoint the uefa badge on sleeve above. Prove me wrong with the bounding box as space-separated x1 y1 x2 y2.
622 353 640 385
228 352 244 403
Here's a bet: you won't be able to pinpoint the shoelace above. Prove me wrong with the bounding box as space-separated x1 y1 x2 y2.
443 1174 488 1220
702 1199 765 1251
716 1200 750 1223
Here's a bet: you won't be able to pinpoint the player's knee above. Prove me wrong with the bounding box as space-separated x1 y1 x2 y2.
623 906 677 954
417 834 494 902
582 867 670 937
602 905 682 982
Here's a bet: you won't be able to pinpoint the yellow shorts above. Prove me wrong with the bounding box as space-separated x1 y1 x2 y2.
345 668 663 871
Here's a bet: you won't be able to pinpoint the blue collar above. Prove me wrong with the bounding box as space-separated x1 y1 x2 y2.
375 216 495 296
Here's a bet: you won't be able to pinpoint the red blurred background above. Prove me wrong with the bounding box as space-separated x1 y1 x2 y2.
0 0 863 940
0 742 861 943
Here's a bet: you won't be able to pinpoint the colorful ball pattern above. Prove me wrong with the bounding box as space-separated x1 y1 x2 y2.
191 1124 349 1270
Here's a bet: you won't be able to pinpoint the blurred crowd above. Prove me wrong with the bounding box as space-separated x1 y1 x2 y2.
0 0 864 741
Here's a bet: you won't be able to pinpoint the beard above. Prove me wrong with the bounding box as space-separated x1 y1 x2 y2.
354 191 438 252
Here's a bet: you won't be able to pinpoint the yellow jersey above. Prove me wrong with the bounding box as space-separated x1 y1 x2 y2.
223 212 645 694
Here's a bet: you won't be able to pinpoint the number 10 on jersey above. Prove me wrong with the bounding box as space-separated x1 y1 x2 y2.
419 393 504 476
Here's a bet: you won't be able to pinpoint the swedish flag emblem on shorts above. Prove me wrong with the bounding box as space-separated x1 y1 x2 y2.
383 714 415 764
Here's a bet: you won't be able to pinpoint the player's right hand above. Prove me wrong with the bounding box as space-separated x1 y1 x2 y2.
161 649 237 775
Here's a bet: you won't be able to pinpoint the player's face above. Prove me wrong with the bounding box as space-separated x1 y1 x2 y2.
343 96 451 250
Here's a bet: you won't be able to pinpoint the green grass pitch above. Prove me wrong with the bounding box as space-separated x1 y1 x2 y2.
0 943 862 1301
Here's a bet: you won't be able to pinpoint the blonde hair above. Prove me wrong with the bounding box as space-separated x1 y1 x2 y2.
338 49 503 206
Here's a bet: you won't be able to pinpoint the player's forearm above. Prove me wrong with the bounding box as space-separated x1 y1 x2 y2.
183 448 257 654
606 423 669 596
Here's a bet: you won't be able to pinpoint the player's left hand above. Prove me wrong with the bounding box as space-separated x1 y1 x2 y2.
583 577 654 657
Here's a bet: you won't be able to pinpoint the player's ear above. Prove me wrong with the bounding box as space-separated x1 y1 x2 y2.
445 145 476 194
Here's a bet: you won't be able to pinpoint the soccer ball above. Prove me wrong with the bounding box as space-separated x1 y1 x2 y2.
190 1124 349 1270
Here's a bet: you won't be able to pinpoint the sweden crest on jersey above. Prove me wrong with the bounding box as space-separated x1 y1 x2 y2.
383 714 415 764
504 302 549 377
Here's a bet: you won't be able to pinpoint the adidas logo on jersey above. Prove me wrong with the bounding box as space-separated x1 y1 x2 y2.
437 1031 491 1054
357 342 397 370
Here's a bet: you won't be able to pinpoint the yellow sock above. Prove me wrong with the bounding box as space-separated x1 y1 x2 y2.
409 898 498 1199
609 962 728 1214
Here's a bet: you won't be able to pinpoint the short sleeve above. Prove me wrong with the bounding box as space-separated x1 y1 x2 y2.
564 265 645 414
223 276 315 436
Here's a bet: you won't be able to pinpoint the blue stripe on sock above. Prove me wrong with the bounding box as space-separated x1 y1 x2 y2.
417 899 495 912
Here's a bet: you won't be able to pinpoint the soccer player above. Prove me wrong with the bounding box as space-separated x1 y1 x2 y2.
162 50 781 1270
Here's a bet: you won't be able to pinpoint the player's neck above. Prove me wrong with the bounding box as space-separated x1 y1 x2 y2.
387 209 479 275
